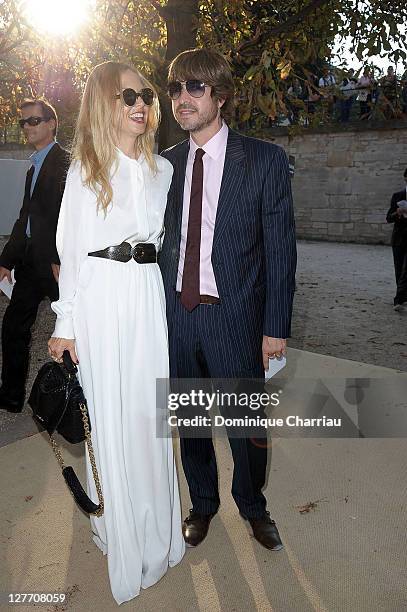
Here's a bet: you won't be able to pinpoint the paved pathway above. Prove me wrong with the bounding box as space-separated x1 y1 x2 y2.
0 238 406 611
291 241 406 371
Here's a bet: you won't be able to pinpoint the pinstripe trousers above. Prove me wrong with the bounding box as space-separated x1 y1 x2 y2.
169 294 268 518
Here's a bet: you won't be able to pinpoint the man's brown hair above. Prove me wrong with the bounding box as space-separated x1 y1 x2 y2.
168 48 235 120
20 99 58 136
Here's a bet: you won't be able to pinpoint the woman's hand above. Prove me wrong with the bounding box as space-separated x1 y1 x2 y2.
48 337 78 364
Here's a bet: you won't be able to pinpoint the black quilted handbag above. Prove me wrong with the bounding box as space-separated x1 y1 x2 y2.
29 350 104 516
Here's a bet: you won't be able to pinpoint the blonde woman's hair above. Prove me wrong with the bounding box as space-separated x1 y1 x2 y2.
72 61 160 212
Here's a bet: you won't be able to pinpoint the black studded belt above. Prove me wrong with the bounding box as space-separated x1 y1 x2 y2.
88 242 157 264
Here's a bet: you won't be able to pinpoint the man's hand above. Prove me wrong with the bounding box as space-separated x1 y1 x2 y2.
51 263 60 283
395 207 403 218
262 336 287 370
48 337 78 364
0 266 12 284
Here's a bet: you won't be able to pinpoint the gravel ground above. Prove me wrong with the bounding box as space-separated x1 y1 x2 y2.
0 238 405 444
290 241 406 372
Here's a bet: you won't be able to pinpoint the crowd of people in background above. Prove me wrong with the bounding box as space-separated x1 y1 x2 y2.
284 64 407 125
2 63 407 146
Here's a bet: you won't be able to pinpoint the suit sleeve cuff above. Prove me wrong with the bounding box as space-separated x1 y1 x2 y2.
263 318 291 339
0 258 13 271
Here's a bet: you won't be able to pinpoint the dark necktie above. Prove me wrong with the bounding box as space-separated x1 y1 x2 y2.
26 166 34 237
180 148 205 311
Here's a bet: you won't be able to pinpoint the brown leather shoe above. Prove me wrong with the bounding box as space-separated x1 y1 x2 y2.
182 510 216 547
240 511 283 551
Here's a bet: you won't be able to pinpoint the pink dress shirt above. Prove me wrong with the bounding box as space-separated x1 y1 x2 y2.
176 121 228 297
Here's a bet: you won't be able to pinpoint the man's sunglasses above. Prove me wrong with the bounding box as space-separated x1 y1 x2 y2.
167 80 209 100
115 88 155 107
19 116 47 128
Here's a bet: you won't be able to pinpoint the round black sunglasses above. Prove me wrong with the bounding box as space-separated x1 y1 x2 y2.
167 80 209 100
116 88 154 107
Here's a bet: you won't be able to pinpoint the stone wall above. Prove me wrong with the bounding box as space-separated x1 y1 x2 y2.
265 122 407 244
2 123 407 244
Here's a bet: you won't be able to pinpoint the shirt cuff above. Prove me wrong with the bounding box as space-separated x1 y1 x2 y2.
52 317 75 340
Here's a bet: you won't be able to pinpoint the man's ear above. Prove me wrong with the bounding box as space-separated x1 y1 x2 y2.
218 97 225 109
48 118 57 133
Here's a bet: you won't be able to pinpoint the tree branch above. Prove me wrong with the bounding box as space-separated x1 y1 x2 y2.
270 0 332 36
150 0 199 20
237 0 333 56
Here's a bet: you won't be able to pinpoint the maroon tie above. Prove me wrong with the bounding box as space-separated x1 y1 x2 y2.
180 148 205 311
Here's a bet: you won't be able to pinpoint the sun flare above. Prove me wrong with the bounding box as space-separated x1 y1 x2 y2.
24 0 92 37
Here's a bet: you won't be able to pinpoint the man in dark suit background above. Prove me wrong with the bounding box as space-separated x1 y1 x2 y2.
0 99 69 412
160 49 296 551
386 168 407 311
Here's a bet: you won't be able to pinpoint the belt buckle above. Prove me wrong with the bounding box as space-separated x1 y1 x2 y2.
118 242 132 262
132 244 145 263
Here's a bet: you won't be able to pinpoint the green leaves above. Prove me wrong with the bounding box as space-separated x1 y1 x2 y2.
277 59 292 80
2 0 407 141
244 65 260 80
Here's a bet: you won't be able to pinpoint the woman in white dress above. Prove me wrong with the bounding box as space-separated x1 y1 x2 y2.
48 61 185 605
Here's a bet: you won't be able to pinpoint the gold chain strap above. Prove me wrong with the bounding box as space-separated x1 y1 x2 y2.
50 402 104 517
79 402 104 517
50 436 65 468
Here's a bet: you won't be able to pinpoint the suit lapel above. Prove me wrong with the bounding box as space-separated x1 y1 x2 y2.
212 129 246 248
165 141 189 286
173 141 190 239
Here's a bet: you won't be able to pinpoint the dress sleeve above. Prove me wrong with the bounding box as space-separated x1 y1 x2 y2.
51 163 88 339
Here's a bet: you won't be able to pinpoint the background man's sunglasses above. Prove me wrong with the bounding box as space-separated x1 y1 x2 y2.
19 116 47 128
115 88 154 107
167 80 209 100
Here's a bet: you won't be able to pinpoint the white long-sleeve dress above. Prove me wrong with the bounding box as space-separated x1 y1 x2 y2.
51 149 185 605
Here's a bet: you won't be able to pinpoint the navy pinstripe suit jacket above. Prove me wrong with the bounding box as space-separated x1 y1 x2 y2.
159 127 297 363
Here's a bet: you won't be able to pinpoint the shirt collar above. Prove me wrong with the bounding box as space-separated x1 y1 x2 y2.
189 120 228 161
115 146 145 165
30 141 56 165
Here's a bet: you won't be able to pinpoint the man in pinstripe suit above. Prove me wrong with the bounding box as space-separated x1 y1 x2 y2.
159 49 297 550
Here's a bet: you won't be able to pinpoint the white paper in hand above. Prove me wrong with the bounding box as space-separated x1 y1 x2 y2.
0 270 15 299
397 200 407 218
265 356 286 379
